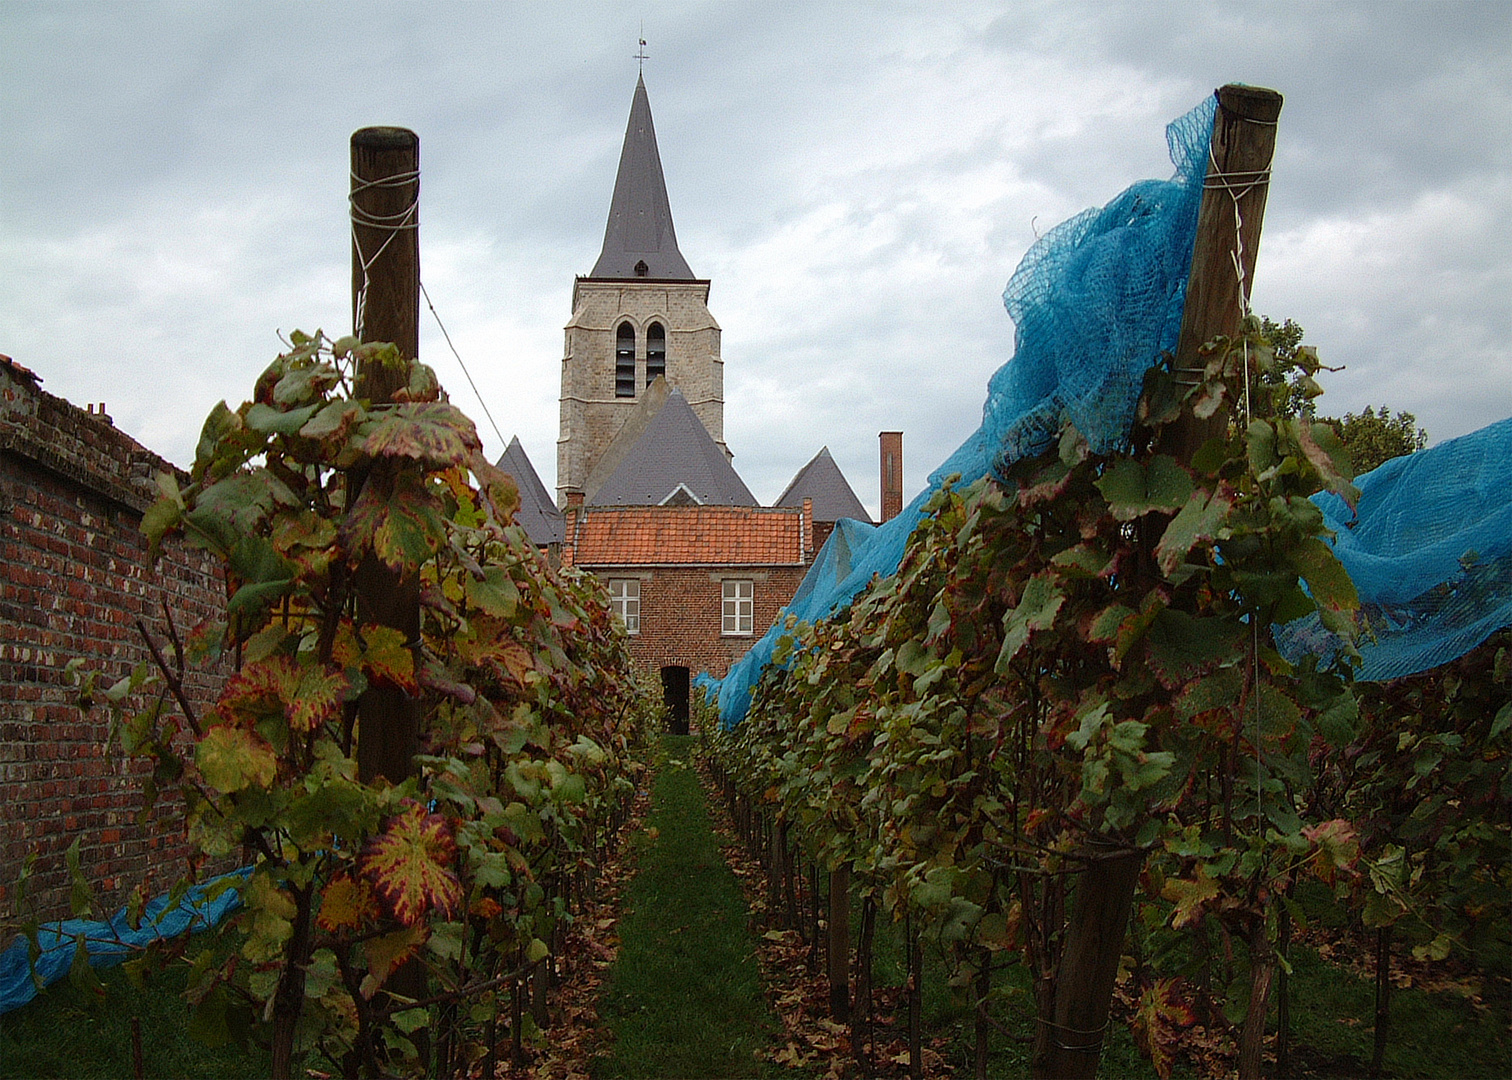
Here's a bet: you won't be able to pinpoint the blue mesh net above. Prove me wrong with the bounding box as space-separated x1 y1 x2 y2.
1275 416 1512 681
703 94 1218 727
0 868 248 1015
703 90 1512 727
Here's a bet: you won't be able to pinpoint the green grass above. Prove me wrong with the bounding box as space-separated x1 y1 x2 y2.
0 938 271 1079
591 736 789 1079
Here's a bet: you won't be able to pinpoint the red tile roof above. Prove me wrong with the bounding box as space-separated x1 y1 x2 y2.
571 504 808 567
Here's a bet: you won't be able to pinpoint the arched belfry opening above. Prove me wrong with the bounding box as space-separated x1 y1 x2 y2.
646 322 666 387
615 322 636 398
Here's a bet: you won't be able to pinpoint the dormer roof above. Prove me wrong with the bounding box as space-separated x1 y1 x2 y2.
589 75 695 280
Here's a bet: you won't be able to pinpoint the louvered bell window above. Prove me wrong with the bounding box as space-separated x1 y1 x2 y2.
615 322 636 398
646 322 666 388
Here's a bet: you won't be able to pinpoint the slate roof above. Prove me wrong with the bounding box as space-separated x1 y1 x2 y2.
571 505 806 566
775 446 872 523
589 75 695 280
588 387 757 508
496 435 565 546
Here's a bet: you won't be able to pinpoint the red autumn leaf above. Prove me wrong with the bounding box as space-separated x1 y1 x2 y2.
289 664 349 733
1302 818 1360 885
316 874 378 932
361 806 462 926
1132 977 1197 1079
216 655 299 724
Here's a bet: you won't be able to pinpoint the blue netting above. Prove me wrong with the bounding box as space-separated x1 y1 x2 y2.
1275 416 1512 681
704 94 1219 727
0 868 248 1015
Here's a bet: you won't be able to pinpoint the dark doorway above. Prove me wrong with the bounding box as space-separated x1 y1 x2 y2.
661 666 690 735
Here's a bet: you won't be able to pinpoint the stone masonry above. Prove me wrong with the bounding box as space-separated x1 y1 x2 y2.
557 278 723 506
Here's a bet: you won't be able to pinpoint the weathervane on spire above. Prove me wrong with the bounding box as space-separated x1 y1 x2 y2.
634 27 648 75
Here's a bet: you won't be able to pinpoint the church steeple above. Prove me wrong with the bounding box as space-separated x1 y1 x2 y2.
590 75 695 280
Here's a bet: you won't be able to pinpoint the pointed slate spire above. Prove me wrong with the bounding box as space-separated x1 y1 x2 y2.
590 75 695 280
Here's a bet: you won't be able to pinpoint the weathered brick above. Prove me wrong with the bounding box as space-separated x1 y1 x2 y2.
3 357 225 920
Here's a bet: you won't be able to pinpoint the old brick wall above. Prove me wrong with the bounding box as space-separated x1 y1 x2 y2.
2 358 226 922
610 564 807 679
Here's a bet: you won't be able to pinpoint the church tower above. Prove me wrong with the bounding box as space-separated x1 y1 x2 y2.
557 75 725 508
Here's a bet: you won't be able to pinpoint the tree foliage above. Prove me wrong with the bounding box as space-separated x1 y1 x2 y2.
1259 315 1427 474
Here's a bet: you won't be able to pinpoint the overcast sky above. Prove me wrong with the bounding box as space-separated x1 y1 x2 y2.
3 1 1509 518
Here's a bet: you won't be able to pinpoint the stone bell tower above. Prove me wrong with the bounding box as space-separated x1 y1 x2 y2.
557 75 725 508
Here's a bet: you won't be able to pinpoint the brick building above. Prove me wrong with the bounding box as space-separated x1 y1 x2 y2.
1 354 226 920
525 75 880 725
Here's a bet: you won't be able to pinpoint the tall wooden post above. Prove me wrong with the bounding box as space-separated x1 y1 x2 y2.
349 125 421 786
1032 85 1283 1080
1164 84 1284 460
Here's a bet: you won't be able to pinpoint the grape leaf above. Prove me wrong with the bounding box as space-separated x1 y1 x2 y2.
362 402 480 468
1132 978 1197 1080
316 874 377 932
289 664 349 733
360 925 429 999
196 725 278 793
1162 867 1219 930
361 807 462 926
1096 456 1193 520
358 626 418 694
1155 486 1232 576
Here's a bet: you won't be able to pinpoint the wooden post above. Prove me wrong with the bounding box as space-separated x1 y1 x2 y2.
1164 84 1284 460
1035 85 1283 1080
827 865 851 1021
349 126 422 787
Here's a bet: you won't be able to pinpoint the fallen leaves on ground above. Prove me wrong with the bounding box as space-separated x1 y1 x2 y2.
493 779 652 1080
694 756 953 1079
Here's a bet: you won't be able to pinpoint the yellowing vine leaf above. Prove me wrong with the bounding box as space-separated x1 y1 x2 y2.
1162 867 1219 930
358 626 418 694
196 725 278 793
361 806 462 926
1132 977 1197 1079
362 402 480 468
316 874 378 932
289 664 348 733
360 925 429 999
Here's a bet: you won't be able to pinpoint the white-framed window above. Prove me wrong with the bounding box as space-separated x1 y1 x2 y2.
722 578 753 636
609 578 640 634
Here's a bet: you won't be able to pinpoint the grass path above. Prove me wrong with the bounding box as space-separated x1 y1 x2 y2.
590 736 787 1079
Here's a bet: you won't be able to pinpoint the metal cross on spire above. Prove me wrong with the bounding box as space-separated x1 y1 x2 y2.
634 30 648 74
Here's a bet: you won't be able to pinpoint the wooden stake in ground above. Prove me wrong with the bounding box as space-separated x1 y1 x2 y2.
349 126 422 787
1032 84 1283 1080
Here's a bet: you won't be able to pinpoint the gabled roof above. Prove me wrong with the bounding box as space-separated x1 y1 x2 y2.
589 75 695 280
775 446 872 523
571 505 806 566
497 435 565 546
582 375 673 501
589 386 757 508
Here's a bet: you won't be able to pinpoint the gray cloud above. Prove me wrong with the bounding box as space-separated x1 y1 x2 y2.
2 0 1508 516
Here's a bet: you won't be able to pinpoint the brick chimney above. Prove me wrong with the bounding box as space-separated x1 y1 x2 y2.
879 431 902 523
562 491 584 566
